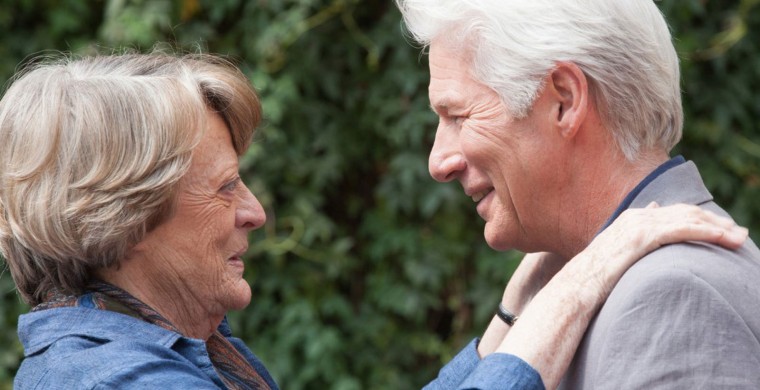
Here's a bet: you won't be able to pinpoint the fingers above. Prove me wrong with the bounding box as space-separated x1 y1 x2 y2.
661 204 746 249
680 219 748 250
614 203 748 252
556 204 748 326
722 226 749 248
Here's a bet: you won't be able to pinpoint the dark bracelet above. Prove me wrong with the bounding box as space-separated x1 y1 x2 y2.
496 303 518 326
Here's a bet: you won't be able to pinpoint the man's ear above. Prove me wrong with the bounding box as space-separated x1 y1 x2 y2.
546 62 589 139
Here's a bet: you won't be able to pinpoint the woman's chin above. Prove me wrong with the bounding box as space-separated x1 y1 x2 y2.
225 280 252 311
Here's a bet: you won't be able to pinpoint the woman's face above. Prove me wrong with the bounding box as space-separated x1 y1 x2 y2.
132 111 265 321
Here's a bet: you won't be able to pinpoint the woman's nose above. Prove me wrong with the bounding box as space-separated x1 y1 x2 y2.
236 185 266 231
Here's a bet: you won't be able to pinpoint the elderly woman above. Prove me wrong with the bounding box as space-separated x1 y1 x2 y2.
1 53 275 389
0 52 747 389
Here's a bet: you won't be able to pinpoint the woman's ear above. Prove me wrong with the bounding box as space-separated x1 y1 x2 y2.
546 62 589 140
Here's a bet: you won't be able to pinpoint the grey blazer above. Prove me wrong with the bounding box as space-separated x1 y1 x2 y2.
559 161 760 389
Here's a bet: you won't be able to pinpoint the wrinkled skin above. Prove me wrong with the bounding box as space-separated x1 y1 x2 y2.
100 111 266 339
427 39 570 253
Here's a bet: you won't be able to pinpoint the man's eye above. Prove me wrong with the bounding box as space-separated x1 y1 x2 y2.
437 114 465 128
448 116 465 125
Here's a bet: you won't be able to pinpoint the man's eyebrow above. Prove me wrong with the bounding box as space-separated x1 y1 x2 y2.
429 98 452 115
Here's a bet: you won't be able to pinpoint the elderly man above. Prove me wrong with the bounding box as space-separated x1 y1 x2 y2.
396 0 760 388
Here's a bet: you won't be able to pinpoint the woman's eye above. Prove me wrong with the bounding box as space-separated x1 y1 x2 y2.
221 178 240 192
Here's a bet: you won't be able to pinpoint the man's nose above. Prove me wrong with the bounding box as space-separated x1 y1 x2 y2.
428 122 465 182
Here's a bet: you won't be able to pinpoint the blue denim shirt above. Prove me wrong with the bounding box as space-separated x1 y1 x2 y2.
424 339 544 390
15 297 279 389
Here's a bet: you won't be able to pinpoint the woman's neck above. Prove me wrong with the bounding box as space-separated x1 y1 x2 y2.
95 263 223 340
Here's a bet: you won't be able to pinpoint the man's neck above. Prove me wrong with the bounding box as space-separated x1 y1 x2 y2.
554 148 670 259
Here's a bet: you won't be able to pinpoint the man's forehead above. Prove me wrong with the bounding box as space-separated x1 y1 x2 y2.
428 40 476 81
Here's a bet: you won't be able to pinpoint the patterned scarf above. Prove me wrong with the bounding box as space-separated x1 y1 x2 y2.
34 282 271 390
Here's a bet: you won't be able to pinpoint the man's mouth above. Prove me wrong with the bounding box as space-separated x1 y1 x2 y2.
471 188 493 203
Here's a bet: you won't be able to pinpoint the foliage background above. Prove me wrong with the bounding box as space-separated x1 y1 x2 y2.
0 0 758 389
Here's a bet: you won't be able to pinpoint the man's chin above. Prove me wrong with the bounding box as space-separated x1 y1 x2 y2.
483 227 515 252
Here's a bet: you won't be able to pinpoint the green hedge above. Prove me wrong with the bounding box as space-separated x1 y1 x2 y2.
1 1 758 389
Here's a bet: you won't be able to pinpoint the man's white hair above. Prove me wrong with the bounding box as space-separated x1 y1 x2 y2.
396 0 683 160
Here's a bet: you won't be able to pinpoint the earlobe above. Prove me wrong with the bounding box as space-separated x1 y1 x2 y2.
549 62 589 140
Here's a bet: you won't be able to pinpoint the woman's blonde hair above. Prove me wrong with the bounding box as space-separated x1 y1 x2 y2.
0 51 261 306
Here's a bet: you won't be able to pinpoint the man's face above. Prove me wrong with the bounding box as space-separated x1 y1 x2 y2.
427 39 565 252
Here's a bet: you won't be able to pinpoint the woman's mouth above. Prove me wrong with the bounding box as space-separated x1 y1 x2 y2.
227 256 244 270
